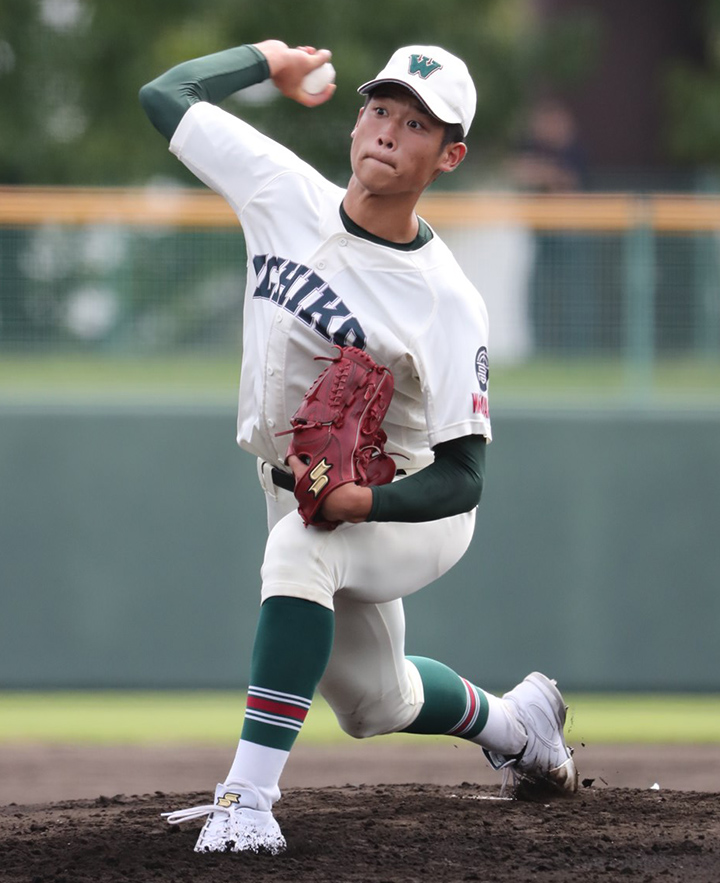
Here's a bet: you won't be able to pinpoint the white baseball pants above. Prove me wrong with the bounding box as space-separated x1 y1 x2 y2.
256 460 476 738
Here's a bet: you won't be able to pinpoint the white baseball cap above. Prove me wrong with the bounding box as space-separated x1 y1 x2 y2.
358 45 477 137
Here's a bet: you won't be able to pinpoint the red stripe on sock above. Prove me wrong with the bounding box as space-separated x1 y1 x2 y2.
449 678 477 735
247 695 309 722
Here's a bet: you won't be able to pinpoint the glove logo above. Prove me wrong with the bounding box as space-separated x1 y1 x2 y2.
408 54 443 79
308 459 333 498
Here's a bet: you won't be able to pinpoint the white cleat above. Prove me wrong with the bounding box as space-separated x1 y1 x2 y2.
483 672 578 796
162 784 286 854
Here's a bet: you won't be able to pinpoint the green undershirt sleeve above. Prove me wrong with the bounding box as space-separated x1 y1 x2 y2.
367 434 486 523
139 45 269 142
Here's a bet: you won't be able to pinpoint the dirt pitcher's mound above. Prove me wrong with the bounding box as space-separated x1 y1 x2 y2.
1 784 717 883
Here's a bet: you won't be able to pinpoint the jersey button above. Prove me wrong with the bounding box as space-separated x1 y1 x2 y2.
267 366 274 376
266 418 275 428
339 238 348 247
317 260 326 270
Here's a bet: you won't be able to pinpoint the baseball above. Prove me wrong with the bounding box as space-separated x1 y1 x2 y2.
301 62 336 95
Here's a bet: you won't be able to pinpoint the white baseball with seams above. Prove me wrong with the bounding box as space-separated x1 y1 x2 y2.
301 62 335 94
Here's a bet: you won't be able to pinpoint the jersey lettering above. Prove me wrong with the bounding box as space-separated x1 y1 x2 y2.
253 254 367 349
252 255 296 304
471 393 489 418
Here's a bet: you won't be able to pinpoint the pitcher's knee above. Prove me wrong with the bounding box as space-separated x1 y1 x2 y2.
335 713 379 740
334 698 420 740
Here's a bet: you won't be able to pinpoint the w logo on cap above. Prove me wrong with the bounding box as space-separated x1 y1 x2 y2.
408 54 443 79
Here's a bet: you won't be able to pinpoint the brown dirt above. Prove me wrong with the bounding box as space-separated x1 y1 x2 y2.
1 743 719 883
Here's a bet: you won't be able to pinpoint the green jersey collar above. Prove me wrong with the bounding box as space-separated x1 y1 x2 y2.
339 201 433 251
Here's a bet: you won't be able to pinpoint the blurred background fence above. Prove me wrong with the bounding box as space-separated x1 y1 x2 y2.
1 186 719 405
1 186 719 691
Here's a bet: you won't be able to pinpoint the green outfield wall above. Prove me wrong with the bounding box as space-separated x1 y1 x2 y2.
1 403 718 691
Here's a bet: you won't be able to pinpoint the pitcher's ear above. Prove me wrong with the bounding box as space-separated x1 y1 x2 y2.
351 106 365 137
439 141 467 173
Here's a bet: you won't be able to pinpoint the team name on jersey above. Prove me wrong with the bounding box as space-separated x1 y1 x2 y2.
472 346 490 417
471 393 489 417
252 255 367 349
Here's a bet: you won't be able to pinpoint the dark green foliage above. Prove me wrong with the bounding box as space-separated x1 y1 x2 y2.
663 0 720 166
0 0 599 185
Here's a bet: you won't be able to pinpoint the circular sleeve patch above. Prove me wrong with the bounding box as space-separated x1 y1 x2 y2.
475 346 489 393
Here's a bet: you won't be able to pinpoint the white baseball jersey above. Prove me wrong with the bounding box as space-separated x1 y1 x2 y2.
170 101 491 472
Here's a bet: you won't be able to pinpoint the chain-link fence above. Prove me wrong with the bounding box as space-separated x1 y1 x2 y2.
1 187 719 403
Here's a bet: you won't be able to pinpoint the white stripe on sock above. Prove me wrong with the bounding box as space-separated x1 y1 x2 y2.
248 685 312 708
245 710 303 731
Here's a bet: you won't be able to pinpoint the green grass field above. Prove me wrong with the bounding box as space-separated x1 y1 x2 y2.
1 354 720 405
1 692 718 746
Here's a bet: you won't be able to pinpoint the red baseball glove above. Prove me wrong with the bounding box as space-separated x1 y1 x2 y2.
280 346 396 530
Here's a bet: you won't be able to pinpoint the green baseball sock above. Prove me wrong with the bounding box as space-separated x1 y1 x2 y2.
240 596 335 751
402 656 489 739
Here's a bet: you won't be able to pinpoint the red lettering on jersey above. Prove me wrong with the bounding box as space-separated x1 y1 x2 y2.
472 393 489 418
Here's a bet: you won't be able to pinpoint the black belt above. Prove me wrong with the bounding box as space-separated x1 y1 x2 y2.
270 465 406 492
271 466 296 492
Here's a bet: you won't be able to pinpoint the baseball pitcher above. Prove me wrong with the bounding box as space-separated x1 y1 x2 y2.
140 39 577 855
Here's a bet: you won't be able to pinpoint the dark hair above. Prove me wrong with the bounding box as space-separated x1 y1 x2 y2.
363 86 465 149
441 122 465 148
